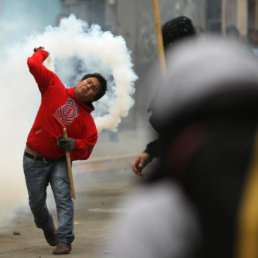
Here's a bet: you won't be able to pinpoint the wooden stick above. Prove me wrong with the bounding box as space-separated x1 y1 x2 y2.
63 128 76 199
152 0 166 76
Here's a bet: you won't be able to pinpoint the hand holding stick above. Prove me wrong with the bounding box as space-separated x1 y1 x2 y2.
63 128 76 199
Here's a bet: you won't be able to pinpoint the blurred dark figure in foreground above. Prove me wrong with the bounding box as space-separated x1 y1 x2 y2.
107 36 258 258
132 16 196 176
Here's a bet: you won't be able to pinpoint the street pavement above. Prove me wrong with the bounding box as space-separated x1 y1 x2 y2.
0 167 140 258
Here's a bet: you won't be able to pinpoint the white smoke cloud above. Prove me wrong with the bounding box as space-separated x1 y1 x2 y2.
26 15 138 131
0 15 137 229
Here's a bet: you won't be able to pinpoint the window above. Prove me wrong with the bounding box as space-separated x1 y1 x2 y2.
206 0 222 32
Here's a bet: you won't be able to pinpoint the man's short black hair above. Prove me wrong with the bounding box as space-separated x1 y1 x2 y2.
162 16 196 50
80 73 107 101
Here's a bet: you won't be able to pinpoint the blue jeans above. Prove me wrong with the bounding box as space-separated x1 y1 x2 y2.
23 153 75 244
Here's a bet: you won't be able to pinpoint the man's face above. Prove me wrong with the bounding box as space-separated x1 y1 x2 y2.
75 77 101 103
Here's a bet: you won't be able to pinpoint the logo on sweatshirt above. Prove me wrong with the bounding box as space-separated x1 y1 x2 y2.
53 98 80 127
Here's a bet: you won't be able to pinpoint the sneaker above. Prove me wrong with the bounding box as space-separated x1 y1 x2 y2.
43 225 58 246
53 242 72 255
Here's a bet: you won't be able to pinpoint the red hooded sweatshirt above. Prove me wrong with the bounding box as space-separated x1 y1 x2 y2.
26 49 98 161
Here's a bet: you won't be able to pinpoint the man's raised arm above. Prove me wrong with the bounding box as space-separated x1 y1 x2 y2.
27 47 53 95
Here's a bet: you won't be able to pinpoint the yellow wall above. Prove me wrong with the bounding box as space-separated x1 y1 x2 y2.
237 0 248 36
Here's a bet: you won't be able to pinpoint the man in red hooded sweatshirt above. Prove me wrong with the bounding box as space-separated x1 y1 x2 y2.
23 47 107 255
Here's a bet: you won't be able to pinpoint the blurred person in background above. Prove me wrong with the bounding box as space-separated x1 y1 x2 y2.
247 28 258 56
132 16 196 176
196 26 204 35
225 24 242 42
107 36 258 258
